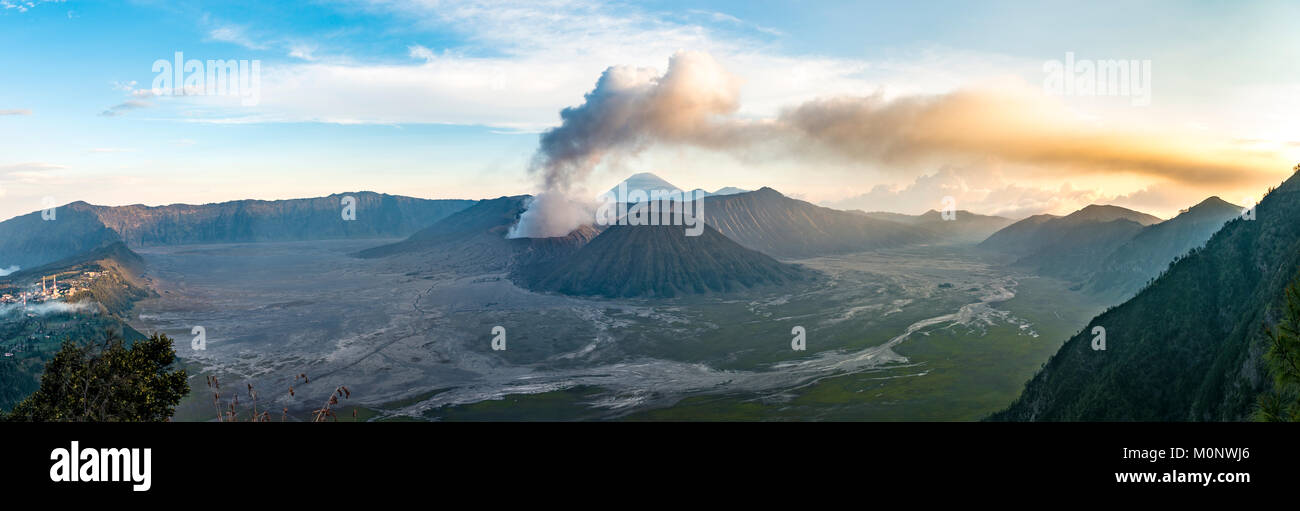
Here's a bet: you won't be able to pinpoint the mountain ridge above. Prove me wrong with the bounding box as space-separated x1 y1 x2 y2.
1084 197 1242 301
991 173 1300 421
979 199 1240 298
699 187 938 258
859 209 1016 244
0 192 475 271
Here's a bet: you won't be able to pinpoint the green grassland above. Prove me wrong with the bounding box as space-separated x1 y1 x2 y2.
396 274 1104 421
632 276 1102 420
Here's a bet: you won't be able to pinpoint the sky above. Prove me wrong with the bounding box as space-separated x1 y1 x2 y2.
1 0 1299 222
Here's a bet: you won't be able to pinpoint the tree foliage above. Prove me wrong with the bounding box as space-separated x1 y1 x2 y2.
1256 277 1300 421
991 166 1300 421
1 330 187 422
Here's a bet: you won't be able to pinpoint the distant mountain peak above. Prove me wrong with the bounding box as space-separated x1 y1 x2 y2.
602 173 750 201
1076 204 1130 213
1065 204 1162 225
604 172 681 196
625 171 667 180
1190 196 1238 210
697 187 943 258
995 170 1300 421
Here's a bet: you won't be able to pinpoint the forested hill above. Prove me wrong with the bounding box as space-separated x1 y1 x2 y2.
0 242 150 412
978 200 1241 300
991 170 1300 421
1084 197 1243 301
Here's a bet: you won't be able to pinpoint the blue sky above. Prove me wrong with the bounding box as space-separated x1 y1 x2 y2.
2 0 1298 221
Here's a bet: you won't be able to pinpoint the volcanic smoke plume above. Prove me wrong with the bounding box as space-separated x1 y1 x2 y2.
509 50 744 238
509 50 1287 238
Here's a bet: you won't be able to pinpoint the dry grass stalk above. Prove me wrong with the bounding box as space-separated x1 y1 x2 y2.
202 373 356 422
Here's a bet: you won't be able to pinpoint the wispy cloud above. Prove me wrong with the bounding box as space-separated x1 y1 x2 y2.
407 44 437 61
0 300 96 317
32 0 1293 221
686 8 783 36
288 42 317 61
99 99 151 117
0 109 31 115
0 162 64 174
163 0 903 128
207 24 267 50
0 162 66 185
1 0 64 14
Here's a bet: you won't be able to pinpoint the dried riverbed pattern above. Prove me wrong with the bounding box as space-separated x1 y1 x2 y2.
131 240 1046 420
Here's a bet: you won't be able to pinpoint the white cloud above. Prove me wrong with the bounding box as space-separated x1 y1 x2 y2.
288 43 318 61
407 44 437 62
0 161 67 186
207 24 267 50
0 162 64 174
0 109 31 115
685 8 782 36
0 0 64 13
84 0 1292 219
156 0 1028 130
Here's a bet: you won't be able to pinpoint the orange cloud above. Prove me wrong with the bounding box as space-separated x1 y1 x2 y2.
777 89 1286 186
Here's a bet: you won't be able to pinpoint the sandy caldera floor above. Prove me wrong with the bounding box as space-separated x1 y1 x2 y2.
132 239 1094 421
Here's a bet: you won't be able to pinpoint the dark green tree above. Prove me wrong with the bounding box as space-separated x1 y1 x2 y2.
1256 277 1300 421
2 330 188 422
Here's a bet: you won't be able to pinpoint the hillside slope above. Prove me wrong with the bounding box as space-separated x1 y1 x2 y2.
88 192 473 246
700 188 935 259
357 195 602 275
980 205 1161 257
976 213 1060 256
513 223 815 298
860 209 1015 244
1085 197 1242 301
991 173 1300 421
5 242 151 317
0 193 474 271
356 195 528 260
1013 219 1150 282
0 202 123 270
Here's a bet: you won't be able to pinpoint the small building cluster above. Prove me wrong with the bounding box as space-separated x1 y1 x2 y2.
1 271 96 307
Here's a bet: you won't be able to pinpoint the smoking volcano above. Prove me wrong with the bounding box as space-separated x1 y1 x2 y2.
510 50 744 239
511 223 814 298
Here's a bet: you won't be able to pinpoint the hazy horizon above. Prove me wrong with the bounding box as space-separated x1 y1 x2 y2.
11 171 1263 224
2 0 1299 223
